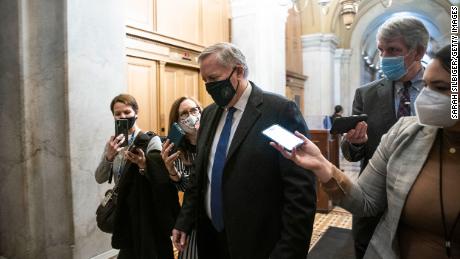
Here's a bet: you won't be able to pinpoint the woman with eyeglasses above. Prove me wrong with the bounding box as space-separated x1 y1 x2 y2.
161 96 202 259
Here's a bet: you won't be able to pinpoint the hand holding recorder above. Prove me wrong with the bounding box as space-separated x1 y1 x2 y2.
330 114 369 145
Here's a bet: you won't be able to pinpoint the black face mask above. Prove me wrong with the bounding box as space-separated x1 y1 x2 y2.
126 116 137 129
205 67 238 107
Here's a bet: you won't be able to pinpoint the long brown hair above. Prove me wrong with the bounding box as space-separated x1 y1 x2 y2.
168 96 202 128
168 96 202 165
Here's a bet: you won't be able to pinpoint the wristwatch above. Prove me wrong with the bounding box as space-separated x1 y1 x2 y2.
139 168 146 176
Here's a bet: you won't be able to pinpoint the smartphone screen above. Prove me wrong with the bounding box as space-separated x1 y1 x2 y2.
262 124 304 151
115 119 129 147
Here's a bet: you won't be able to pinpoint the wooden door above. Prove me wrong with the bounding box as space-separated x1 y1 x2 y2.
159 64 201 135
126 56 159 133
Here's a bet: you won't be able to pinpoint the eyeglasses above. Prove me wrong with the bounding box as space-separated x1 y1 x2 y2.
179 107 200 120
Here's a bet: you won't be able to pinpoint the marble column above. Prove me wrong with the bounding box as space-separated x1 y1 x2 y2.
0 0 126 258
231 0 289 95
301 33 338 120
334 48 352 115
0 0 73 258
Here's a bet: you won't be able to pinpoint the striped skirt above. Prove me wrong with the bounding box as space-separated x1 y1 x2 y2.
178 229 198 259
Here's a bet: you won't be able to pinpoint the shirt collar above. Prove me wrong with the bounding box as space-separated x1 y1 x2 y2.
396 67 424 92
232 81 252 112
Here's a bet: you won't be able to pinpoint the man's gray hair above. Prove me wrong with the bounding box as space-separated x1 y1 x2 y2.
198 42 249 78
377 17 429 51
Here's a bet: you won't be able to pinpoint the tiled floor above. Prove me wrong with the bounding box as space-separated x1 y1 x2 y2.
308 154 360 250
309 207 352 250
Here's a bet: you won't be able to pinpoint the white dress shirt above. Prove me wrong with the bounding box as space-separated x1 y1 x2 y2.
205 82 252 220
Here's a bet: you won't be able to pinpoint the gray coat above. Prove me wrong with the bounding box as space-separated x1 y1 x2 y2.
341 78 398 172
339 116 438 259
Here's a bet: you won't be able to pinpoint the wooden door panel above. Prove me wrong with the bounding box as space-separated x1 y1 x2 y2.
125 0 154 32
161 65 200 134
126 57 159 133
156 0 200 44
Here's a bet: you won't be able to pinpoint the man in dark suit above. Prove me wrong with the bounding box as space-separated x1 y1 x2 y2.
341 17 429 259
172 42 316 259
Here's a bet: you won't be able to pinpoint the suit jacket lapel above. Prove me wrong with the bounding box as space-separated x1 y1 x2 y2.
226 83 262 160
377 79 397 124
196 105 223 181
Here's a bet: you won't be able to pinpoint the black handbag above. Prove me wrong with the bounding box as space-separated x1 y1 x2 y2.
96 185 118 233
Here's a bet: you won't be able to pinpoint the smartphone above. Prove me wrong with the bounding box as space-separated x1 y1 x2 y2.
167 122 186 153
330 114 368 135
262 124 304 151
115 119 129 147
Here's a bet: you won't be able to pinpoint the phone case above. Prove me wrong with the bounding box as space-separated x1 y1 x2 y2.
167 122 186 152
330 114 368 135
115 119 129 147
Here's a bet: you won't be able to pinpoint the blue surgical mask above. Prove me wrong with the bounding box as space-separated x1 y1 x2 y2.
380 56 407 80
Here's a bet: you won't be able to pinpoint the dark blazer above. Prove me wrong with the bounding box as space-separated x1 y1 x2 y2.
341 78 397 171
112 135 180 259
175 83 317 259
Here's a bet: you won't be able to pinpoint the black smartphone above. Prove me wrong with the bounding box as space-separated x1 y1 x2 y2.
167 122 186 153
262 124 304 151
115 119 129 147
330 114 368 134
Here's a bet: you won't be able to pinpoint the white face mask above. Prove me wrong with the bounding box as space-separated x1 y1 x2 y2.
179 114 200 134
414 87 458 128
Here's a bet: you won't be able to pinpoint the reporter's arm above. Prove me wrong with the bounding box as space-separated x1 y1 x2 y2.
327 118 407 217
95 146 113 184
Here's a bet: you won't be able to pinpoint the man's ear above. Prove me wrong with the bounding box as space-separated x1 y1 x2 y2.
236 65 245 79
414 45 426 61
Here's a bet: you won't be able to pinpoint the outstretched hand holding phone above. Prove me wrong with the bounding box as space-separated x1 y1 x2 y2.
262 124 304 151
269 131 333 183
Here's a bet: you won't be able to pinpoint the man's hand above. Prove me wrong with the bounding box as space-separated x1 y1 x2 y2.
172 229 188 252
344 121 368 144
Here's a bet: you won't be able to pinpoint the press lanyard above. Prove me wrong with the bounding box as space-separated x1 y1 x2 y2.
439 129 460 258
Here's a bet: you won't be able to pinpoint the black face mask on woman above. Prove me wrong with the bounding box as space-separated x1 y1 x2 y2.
126 116 137 129
205 67 239 107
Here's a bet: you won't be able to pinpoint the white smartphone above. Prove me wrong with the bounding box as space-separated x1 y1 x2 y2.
262 124 304 151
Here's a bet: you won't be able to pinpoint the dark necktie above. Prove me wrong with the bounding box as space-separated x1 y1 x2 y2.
211 107 236 232
397 81 412 118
